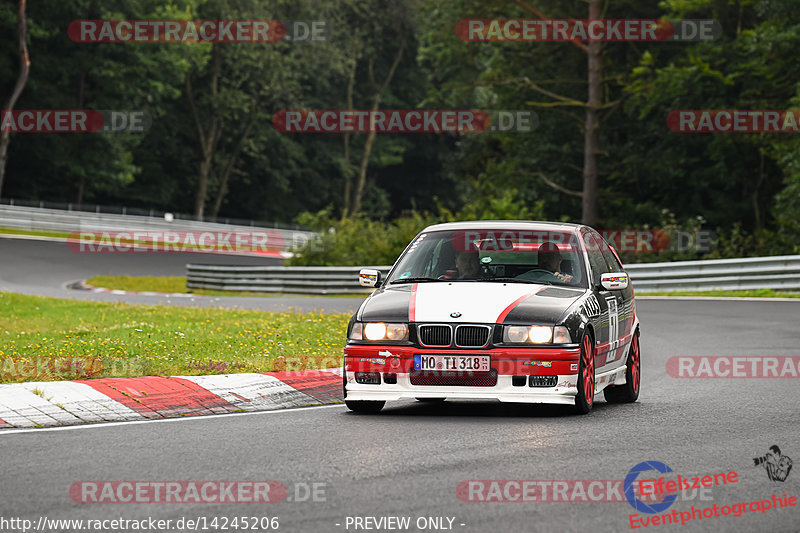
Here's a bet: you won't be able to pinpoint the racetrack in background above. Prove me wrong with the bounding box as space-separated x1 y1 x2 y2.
0 236 365 313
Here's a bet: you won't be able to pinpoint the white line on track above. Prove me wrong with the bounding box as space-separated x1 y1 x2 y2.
0 403 344 436
636 295 800 302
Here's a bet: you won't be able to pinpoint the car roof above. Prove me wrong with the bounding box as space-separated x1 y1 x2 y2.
421 220 585 233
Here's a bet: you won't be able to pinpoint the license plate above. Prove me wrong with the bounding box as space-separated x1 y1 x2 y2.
413 354 490 372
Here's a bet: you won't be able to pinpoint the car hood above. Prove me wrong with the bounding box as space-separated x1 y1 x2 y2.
358 282 586 324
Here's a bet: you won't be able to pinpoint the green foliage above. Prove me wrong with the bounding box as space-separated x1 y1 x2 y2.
287 208 438 266
288 190 541 266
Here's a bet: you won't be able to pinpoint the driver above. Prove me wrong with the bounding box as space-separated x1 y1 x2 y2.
517 241 573 283
455 249 480 279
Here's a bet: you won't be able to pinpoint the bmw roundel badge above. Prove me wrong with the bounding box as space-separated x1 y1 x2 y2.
450 311 462 318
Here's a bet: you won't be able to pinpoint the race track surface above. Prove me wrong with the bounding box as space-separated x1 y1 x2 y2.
2 299 799 532
0 236 364 313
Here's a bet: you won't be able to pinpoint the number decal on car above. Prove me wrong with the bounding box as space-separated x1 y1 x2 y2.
606 297 619 363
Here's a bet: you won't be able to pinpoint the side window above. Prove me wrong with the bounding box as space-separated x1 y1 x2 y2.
600 240 624 272
583 231 608 286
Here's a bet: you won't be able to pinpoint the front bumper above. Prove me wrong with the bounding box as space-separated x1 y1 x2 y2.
344 344 581 405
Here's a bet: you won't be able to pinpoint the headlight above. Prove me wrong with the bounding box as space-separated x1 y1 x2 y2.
528 326 553 343
503 325 572 344
353 322 409 342
364 322 387 340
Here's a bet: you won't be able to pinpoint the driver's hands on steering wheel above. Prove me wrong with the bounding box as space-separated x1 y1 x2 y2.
554 271 573 283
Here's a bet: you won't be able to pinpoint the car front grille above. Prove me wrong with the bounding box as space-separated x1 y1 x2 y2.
455 325 490 347
418 325 452 347
410 369 498 387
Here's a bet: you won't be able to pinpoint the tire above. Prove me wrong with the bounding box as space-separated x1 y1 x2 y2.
415 398 446 403
604 329 640 404
574 332 595 414
345 400 385 414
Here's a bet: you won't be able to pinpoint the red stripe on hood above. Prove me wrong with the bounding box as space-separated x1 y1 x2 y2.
408 283 418 322
496 290 540 323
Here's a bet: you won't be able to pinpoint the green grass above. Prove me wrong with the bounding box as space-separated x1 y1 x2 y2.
86 275 189 294
85 275 369 298
0 292 350 383
0 227 72 239
637 289 800 298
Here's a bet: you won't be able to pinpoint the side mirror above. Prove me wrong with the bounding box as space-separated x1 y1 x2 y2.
600 272 629 291
359 268 381 287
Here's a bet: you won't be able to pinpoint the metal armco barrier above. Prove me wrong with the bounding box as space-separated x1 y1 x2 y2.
625 255 800 292
0 204 313 252
186 265 392 295
186 255 800 295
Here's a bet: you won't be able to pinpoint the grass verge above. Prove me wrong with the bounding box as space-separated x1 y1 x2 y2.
0 227 72 239
637 289 800 298
85 275 369 298
0 292 350 383
86 275 188 294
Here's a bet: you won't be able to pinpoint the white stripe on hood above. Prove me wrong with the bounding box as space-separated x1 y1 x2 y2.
413 282 545 323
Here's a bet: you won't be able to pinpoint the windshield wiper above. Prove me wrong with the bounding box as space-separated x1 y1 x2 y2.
388 277 442 284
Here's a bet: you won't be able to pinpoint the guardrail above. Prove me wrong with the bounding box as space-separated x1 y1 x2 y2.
625 255 800 292
0 198 304 230
0 204 314 252
186 255 800 295
186 265 392 295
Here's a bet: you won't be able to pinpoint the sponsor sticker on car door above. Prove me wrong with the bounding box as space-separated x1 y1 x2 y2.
605 297 619 363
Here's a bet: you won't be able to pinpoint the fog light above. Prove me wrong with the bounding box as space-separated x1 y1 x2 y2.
529 375 557 387
355 372 381 384
512 375 527 387
383 372 397 384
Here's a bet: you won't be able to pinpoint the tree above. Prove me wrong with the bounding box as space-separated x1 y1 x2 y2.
0 0 30 198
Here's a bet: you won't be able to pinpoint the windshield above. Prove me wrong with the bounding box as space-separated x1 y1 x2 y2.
387 229 588 288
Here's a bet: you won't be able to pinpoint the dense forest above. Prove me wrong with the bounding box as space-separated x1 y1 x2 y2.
1 0 799 261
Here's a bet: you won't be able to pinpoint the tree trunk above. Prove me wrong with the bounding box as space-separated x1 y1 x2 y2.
210 101 257 218
75 71 86 206
753 151 765 229
0 0 31 199
195 155 212 220
186 48 222 220
341 56 357 217
350 40 405 216
581 0 601 226
351 126 378 216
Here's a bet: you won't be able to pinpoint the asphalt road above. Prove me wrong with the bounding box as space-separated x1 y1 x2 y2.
0 236 364 313
2 299 799 533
